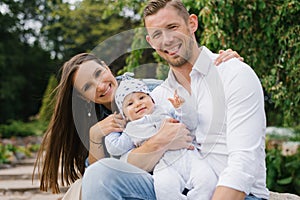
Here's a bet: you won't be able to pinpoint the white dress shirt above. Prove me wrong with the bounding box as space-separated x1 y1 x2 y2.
151 46 269 199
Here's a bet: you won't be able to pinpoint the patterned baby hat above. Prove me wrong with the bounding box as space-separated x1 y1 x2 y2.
115 78 151 117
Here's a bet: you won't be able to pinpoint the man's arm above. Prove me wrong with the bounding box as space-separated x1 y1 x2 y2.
127 118 193 172
212 186 246 200
213 60 266 198
123 83 193 171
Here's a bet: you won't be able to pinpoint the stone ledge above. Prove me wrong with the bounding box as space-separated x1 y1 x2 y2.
270 191 300 200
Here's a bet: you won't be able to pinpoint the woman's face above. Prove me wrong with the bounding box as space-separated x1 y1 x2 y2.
73 60 118 107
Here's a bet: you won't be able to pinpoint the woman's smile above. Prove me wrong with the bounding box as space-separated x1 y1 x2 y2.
99 84 112 97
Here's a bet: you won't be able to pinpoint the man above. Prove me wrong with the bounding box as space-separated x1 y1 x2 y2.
82 1 263 199
127 0 269 200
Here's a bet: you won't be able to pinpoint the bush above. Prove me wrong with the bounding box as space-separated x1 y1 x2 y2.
38 74 58 122
0 120 48 138
0 143 16 164
0 143 41 165
119 0 300 127
266 127 300 195
266 148 300 195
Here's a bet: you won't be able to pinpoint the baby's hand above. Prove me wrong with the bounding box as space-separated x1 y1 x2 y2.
168 89 185 108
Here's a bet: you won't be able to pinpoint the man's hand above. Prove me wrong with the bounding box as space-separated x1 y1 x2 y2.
153 118 193 151
128 118 194 171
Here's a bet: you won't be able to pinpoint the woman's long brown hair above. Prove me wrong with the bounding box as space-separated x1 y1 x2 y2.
33 53 104 193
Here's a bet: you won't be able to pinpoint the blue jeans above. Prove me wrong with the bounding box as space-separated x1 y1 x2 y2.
82 158 265 200
245 194 266 200
82 158 155 200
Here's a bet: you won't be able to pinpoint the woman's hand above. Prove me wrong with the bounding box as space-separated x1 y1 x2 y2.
90 112 126 143
89 112 126 163
215 49 244 65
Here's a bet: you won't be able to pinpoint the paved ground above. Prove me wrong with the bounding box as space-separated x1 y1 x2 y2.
1 154 299 200
0 157 67 200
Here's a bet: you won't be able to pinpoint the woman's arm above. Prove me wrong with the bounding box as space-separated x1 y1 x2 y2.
88 113 126 164
88 123 107 164
127 118 193 172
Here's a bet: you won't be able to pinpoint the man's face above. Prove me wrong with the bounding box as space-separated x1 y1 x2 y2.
145 5 196 67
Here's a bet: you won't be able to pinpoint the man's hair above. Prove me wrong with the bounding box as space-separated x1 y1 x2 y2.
143 0 190 25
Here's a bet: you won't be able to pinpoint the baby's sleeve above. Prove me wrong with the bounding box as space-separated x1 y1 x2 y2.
173 96 198 131
105 132 135 156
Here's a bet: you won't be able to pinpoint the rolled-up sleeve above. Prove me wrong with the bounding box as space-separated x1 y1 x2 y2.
217 61 266 194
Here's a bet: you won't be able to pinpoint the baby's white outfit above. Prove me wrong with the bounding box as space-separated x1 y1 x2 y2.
106 103 217 200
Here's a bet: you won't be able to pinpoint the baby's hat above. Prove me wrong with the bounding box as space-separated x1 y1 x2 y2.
115 79 151 117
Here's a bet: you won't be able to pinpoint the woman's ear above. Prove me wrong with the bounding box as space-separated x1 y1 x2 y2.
189 14 198 34
77 93 90 103
100 61 110 70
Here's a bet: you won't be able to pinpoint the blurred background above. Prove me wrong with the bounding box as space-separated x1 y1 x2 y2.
0 0 299 195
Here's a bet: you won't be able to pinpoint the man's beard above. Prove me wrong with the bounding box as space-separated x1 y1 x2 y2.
164 39 194 67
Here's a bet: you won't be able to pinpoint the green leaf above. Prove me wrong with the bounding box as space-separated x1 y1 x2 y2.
277 177 293 185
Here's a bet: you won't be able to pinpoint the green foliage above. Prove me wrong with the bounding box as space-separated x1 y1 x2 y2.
0 143 40 164
38 75 58 122
0 41 56 124
266 148 300 195
0 0 142 123
0 143 16 164
187 0 300 127
122 28 149 74
119 0 300 127
41 0 139 68
27 143 41 153
153 52 169 80
0 120 48 138
2 0 297 127
0 0 57 123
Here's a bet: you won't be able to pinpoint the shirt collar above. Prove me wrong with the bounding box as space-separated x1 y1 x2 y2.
165 46 216 88
167 69 182 89
193 46 215 76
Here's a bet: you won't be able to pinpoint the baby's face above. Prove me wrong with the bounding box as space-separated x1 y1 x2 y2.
123 92 155 121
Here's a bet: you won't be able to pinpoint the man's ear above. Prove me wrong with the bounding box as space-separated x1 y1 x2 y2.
189 14 198 33
146 35 155 49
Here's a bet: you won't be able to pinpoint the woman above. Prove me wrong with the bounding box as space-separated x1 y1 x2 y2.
34 53 126 193
34 51 242 197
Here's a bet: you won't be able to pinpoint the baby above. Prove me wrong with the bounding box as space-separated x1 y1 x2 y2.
105 78 217 200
